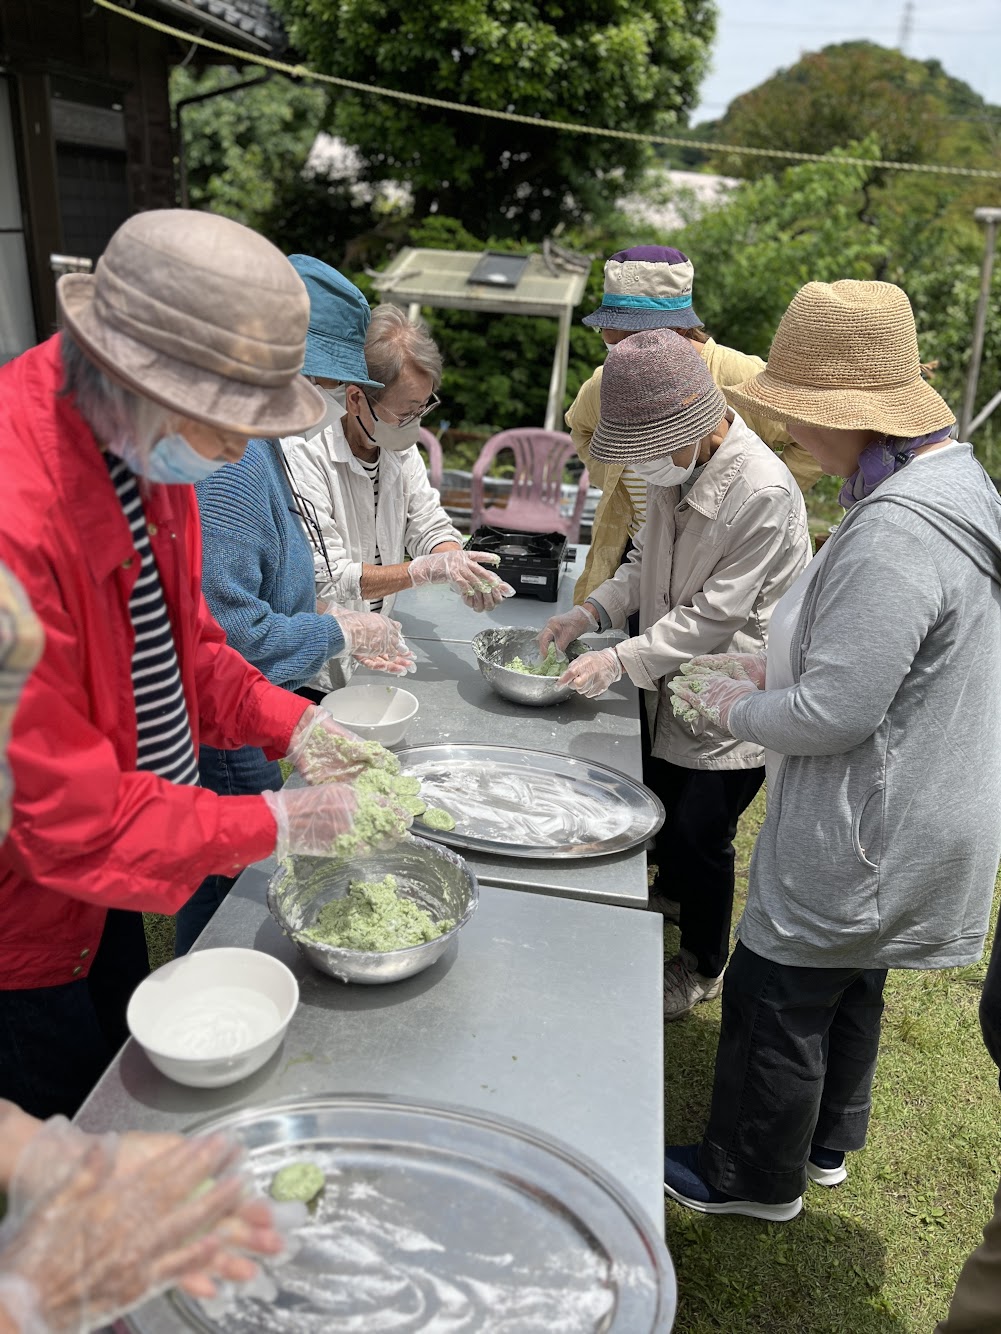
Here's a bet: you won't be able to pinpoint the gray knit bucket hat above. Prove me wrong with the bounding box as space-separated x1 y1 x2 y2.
590 328 727 463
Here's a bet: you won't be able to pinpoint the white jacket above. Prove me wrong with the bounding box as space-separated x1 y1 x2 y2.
282 413 461 691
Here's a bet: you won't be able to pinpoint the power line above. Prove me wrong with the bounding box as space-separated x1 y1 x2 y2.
93 0 1001 182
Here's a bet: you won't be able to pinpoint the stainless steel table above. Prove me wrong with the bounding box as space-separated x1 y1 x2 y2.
77 864 665 1242
352 634 651 908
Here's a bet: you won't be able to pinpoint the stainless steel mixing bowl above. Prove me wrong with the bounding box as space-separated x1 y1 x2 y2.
471 627 590 707
267 836 478 985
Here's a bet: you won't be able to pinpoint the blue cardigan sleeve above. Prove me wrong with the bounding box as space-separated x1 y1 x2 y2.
196 441 345 691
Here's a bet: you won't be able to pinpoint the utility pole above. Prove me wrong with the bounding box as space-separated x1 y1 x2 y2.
960 207 1001 440
898 0 915 53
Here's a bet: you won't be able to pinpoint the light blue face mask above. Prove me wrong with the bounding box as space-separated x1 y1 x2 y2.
116 433 228 485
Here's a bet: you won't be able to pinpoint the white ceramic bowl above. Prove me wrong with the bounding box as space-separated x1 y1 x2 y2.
320 683 419 747
126 947 299 1089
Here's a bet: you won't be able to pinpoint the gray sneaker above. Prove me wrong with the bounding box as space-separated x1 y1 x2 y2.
649 893 680 923
663 951 724 1021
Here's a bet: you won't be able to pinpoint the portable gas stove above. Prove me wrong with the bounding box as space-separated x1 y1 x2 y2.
467 526 571 602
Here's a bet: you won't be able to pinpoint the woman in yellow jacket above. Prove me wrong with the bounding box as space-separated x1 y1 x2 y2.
569 247 822 606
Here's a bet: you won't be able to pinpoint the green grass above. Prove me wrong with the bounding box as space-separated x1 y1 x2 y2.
665 789 1001 1332
144 913 175 969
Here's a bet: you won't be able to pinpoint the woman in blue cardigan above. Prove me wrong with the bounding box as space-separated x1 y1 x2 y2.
176 256 412 954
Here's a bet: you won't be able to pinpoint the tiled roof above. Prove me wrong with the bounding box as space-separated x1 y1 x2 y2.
168 0 286 52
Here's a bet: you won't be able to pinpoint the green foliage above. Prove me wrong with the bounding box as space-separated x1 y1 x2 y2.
270 0 717 237
674 142 888 357
171 66 327 231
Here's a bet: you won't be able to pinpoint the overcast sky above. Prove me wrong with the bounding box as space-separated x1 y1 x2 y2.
691 0 1001 124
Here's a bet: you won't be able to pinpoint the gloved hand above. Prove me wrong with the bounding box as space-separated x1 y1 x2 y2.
287 706 396 784
557 647 622 699
0 1123 285 1334
538 604 598 655
408 550 515 613
668 662 760 734
334 611 416 677
262 784 358 859
686 652 767 689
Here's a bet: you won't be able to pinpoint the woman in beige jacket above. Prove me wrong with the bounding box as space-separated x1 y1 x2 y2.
540 330 810 1019
567 245 822 607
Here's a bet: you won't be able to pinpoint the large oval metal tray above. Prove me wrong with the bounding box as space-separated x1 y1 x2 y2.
126 1094 676 1333
400 742 665 859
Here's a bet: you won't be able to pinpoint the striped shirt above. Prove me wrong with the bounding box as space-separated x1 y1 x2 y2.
358 455 384 614
620 466 648 538
106 456 199 787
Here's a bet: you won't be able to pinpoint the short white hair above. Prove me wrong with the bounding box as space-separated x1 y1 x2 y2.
60 332 170 460
364 305 442 395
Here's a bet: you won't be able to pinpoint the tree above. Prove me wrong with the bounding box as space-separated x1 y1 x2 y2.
171 66 327 232
707 42 1001 183
270 0 717 238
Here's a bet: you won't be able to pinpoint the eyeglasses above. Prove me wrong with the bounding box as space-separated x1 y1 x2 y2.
365 392 441 430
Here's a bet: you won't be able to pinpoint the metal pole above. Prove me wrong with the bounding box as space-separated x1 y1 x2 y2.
174 71 273 208
960 208 1001 439
544 304 573 432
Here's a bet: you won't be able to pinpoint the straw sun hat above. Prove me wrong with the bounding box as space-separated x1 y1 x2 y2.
58 209 325 437
726 280 954 437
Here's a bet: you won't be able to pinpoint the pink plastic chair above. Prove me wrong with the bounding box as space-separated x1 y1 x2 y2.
470 429 590 543
417 426 444 494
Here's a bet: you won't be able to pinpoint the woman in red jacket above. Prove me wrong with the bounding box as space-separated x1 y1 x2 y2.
0 209 407 1118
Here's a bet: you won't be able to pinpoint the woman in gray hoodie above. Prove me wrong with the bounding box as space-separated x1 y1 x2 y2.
664 279 1001 1222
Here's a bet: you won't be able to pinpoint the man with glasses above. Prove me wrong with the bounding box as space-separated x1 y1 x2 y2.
285 301 514 699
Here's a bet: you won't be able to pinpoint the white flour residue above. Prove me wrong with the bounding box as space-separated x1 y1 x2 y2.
410 761 630 848
148 986 281 1059
189 1149 626 1333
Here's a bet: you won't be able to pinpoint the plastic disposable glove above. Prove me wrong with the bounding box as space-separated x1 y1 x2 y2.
668 662 759 734
537 604 598 655
287 706 396 784
557 647 622 699
408 550 515 613
262 784 358 859
686 652 767 689
334 611 416 677
0 1125 284 1334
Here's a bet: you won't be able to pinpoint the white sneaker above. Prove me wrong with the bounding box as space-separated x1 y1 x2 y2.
807 1149 848 1187
663 951 724 1021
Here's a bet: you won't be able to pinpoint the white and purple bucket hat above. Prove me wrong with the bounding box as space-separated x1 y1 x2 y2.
581 245 703 331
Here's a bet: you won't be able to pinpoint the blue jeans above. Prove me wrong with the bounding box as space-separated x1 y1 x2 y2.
0 909 150 1118
174 744 282 956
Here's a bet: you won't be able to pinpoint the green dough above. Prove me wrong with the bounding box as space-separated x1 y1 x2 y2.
270 1162 325 1204
300 727 400 784
300 874 453 951
325 792 412 860
422 806 456 832
506 643 566 677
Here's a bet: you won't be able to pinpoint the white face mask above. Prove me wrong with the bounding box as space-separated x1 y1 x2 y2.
630 449 699 489
356 401 419 453
112 433 227 485
308 384 347 439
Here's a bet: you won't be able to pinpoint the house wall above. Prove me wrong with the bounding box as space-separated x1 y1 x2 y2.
0 0 175 344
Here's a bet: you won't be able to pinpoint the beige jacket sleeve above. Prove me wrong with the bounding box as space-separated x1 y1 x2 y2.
566 368 611 489
603 490 807 691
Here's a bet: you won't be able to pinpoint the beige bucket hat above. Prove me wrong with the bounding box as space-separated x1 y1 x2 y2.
727 280 954 437
58 209 324 436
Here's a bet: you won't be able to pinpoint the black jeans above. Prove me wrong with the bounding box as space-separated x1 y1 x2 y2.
0 909 150 1118
698 941 888 1202
980 923 1001 1085
646 758 764 977
174 743 282 956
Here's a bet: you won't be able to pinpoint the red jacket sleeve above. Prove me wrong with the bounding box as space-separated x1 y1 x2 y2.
1 575 279 915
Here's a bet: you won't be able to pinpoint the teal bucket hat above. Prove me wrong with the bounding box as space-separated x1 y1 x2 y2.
288 254 383 390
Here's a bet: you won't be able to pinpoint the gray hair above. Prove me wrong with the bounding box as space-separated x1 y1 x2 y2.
60 332 170 460
364 305 442 395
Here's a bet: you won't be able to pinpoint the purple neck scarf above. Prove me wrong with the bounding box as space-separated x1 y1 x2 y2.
839 428 954 509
